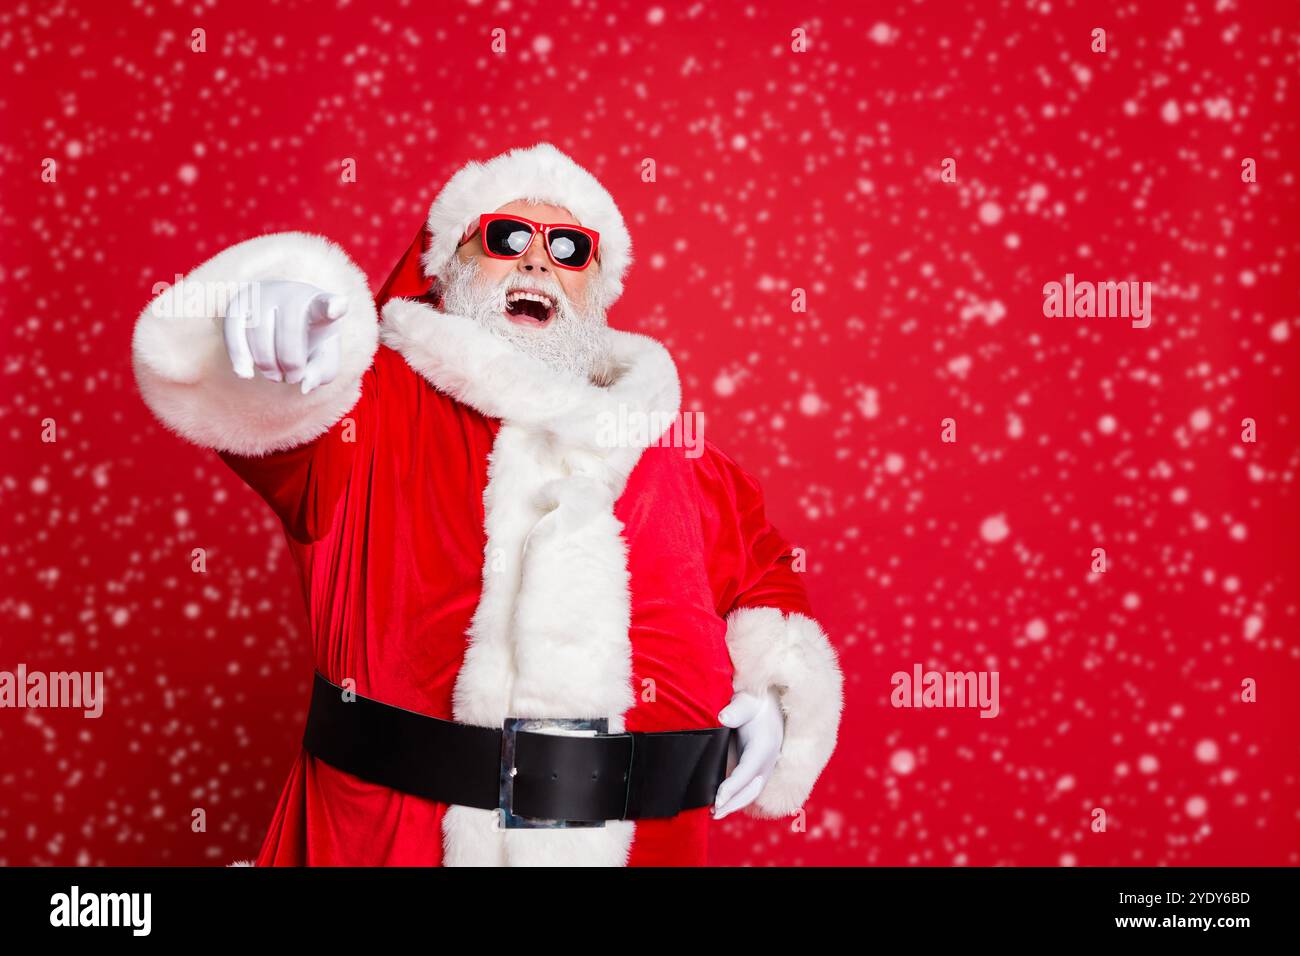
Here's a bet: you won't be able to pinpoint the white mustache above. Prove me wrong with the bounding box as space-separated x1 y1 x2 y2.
439 254 610 381
500 273 565 298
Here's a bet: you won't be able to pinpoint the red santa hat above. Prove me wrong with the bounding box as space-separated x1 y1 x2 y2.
377 142 633 310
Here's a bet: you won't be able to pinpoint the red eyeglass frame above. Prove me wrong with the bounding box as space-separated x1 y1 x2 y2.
457 213 601 271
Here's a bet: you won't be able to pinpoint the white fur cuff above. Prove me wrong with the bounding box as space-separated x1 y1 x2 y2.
132 232 379 456
724 606 844 818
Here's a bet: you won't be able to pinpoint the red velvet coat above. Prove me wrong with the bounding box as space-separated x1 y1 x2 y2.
225 325 819 864
130 232 842 867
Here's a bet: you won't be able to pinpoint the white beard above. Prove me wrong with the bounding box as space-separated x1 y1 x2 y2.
439 255 611 382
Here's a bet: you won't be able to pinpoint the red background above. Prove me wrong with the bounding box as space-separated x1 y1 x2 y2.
2 0 1298 866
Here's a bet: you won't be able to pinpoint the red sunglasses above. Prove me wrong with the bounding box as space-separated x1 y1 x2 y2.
457 213 600 271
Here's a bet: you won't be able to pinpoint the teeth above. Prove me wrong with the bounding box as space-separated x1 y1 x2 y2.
506 290 556 309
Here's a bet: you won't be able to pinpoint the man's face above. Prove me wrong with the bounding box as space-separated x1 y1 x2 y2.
440 199 610 380
454 200 596 323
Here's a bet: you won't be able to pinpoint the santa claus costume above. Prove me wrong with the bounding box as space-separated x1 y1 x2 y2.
131 143 844 866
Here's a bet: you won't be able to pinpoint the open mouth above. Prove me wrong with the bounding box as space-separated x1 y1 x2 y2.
504 289 557 326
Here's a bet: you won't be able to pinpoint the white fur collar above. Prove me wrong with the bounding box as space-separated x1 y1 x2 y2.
378 298 681 483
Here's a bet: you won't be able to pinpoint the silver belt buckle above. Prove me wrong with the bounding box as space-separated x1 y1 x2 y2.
498 716 609 829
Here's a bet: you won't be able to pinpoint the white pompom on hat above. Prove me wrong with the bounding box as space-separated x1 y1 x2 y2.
421 142 633 307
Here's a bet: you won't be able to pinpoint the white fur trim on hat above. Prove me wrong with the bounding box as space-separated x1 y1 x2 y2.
422 142 633 307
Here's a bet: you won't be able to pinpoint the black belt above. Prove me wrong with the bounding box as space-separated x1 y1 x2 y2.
302 671 733 828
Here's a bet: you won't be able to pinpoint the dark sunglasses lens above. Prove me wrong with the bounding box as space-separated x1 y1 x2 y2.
483 218 535 257
547 228 593 267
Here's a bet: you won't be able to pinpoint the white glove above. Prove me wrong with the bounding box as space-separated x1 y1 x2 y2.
713 687 784 819
223 279 349 395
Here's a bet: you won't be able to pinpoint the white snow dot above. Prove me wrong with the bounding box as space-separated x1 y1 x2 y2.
799 392 822 415
1195 740 1219 763
890 749 916 774
646 7 665 25
884 452 904 474
713 373 736 397
1189 408 1211 431
1138 754 1159 774
1161 100 1181 124
1098 414 1117 434
532 35 552 55
980 515 1010 543
1026 618 1048 641
979 201 1003 225
178 164 198 185
869 22 895 45
1185 796 1208 818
